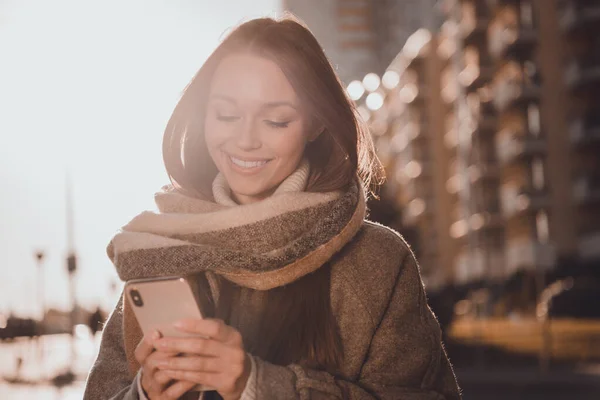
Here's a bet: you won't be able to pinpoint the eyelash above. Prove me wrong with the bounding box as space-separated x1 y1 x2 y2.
265 120 290 129
217 115 240 122
216 115 290 129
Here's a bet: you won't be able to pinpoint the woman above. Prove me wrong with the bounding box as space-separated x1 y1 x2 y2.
84 15 461 400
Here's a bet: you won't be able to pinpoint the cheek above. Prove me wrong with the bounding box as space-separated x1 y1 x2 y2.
204 118 216 144
204 118 225 152
203 120 225 170
268 127 308 157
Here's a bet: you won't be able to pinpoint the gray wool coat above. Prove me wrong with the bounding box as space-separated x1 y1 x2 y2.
84 221 462 399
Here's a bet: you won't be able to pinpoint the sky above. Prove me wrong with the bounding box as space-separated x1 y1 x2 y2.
0 0 279 317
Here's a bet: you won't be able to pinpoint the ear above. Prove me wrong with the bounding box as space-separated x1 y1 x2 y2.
308 126 326 143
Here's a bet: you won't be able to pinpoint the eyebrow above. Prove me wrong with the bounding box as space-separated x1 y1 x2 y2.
210 94 299 111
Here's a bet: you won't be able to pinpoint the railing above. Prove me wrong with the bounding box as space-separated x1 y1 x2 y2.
493 78 540 112
501 186 550 219
449 317 600 364
565 57 600 88
505 239 556 274
558 0 600 31
460 2 492 39
569 113 600 145
573 176 600 204
470 162 501 181
489 23 537 60
401 196 432 226
496 133 546 164
579 231 600 259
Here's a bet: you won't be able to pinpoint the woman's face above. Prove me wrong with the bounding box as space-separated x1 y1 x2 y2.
204 53 310 205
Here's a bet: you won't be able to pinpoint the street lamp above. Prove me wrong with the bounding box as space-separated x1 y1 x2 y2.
347 80 365 101
34 250 46 364
382 70 400 90
366 92 384 111
65 170 79 365
34 250 46 325
363 73 381 92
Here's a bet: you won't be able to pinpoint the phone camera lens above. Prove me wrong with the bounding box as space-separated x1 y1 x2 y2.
130 289 144 307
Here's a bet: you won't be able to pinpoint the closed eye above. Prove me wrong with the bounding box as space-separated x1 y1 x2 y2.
217 115 240 122
265 120 290 128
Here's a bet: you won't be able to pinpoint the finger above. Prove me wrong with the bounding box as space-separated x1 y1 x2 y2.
142 351 174 393
224 347 247 374
155 336 224 356
160 380 198 400
144 349 173 372
135 330 161 363
173 318 231 341
154 370 172 386
141 368 165 397
163 369 222 387
157 354 222 373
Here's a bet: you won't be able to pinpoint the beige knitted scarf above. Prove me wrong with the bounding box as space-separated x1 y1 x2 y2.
107 160 366 376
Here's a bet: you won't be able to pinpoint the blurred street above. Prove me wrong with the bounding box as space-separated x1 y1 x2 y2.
450 317 600 361
3 321 600 399
447 316 600 398
455 364 600 400
0 330 100 399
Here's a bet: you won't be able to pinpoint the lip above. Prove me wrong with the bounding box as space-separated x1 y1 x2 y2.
224 152 273 175
225 153 273 162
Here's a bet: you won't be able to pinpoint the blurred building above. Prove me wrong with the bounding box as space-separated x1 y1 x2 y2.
353 0 600 291
552 0 600 262
282 0 443 84
487 0 549 281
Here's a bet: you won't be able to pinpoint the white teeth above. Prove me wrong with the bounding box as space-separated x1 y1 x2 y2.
230 157 268 169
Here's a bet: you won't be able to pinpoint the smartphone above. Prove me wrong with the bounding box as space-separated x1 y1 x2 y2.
125 276 204 338
125 276 212 392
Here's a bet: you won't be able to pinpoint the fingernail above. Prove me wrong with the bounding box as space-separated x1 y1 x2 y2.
152 330 161 340
174 320 185 328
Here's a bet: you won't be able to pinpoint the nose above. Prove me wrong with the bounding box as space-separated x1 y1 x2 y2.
234 119 261 151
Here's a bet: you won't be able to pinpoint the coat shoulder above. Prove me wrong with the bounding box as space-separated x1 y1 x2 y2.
359 220 414 257
330 220 416 325
345 220 414 268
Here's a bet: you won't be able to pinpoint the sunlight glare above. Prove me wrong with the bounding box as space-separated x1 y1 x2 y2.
0 0 277 316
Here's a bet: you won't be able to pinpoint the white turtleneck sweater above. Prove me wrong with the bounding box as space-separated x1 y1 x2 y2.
212 158 310 206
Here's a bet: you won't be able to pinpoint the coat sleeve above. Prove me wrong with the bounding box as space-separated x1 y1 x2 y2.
251 252 462 399
83 293 142 400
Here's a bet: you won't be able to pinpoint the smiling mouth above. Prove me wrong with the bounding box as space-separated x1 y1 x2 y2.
227 155 272 169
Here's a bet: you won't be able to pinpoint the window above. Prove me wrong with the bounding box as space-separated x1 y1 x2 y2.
536 211 550 243
524 61 537 82
441 68 458 103
462 1 476 30
532 158 545 190
500 182 519 216
465 46 479 65
445 127 458 149
520 2 534 28
527 104 541 135
447 174 461 194
460 47 480 86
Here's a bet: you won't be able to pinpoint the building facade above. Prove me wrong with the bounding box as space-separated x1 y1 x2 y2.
282 0 441 84
356 0 600 290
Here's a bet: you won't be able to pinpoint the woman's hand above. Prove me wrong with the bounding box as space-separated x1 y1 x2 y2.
135 330 198 399
154 319 251 400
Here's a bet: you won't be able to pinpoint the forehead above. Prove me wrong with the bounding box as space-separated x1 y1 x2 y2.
209 53 298 104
